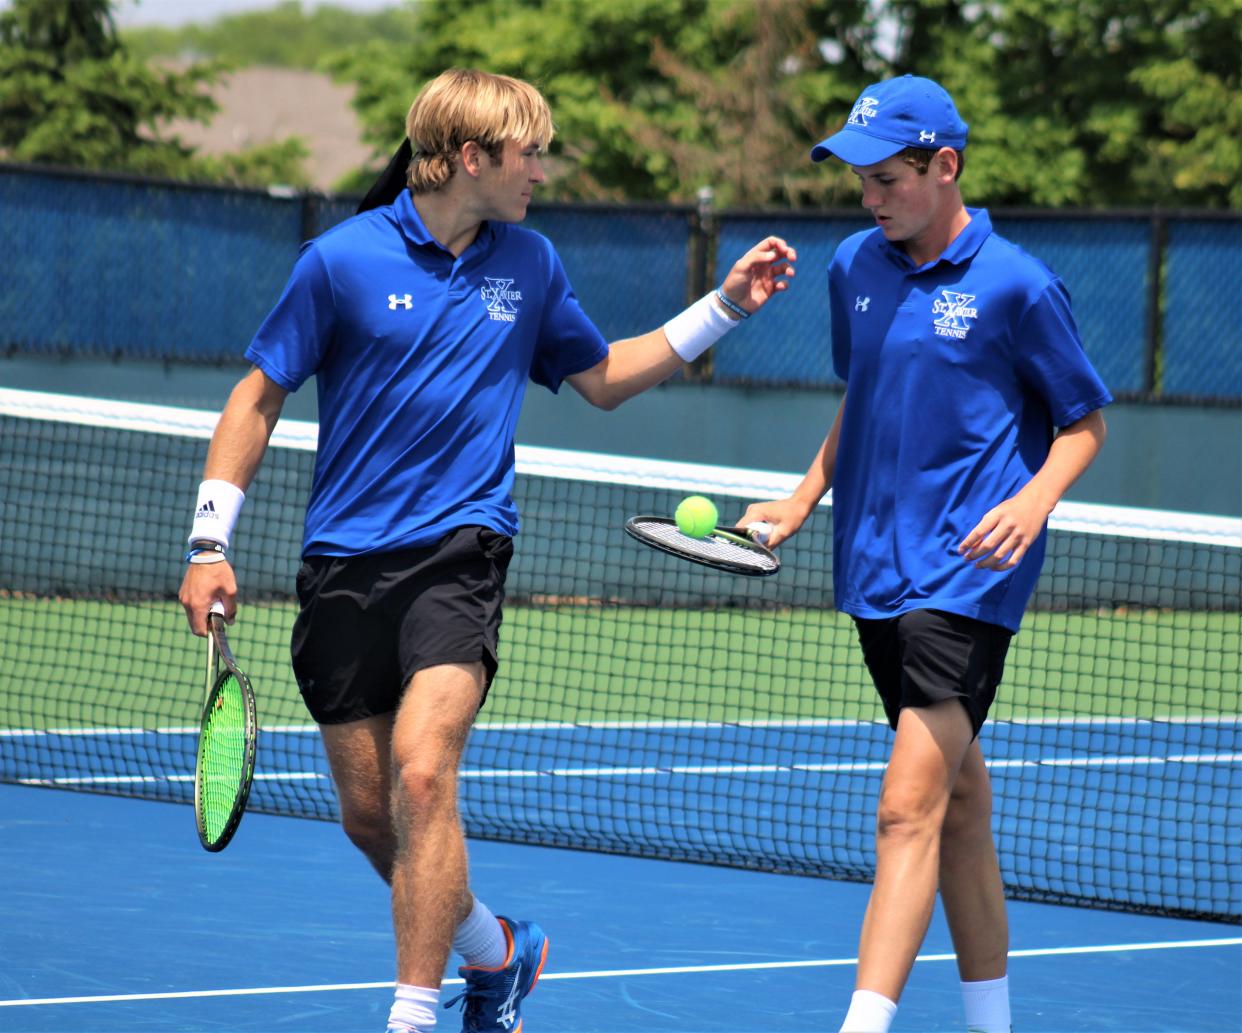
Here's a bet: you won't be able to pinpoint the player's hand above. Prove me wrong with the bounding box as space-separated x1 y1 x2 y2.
736 497 812 549
179 561 238 636
958 491 1052 571
719 236 796 314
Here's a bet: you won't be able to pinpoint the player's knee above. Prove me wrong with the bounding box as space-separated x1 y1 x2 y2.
339 798 392 852
391 755 457 818
875 785 944 843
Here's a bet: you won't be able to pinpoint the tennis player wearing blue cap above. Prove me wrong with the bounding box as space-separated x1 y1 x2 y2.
742 75 1111 1033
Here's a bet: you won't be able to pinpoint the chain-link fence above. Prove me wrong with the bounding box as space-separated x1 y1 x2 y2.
3 163 1238 403
1 165 300 362
1164 218 1242 398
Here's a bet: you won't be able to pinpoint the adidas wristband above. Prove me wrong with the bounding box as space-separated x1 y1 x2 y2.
663 292 739 363
189 479 245 550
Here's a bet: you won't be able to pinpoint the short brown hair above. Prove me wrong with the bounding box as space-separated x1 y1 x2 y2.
898 146 965 181
404 68 555 194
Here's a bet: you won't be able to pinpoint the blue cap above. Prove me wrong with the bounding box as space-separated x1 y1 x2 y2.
810 75 968 165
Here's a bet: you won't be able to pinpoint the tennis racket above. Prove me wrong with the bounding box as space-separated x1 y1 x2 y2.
625 516 780 577
194 601 258 852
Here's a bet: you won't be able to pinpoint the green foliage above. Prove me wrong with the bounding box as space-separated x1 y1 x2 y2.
327 0 1242 209
0 0 214 176
326 0 873 205
122 0 417 72
194 136 313 190
975 0 1242 207
0 0 311 188
11 0 1240 206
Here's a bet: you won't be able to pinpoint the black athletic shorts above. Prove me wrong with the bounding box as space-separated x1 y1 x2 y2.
290 526 513 725
852 608 1013 738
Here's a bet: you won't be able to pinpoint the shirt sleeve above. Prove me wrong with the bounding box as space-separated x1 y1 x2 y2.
529 242 609 393
828 257 852 383
243 242 337 392
1013 279 1113 428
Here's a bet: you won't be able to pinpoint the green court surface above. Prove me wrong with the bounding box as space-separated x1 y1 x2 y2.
2 596 1236 732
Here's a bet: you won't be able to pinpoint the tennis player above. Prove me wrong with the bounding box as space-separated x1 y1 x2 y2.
179 68 793 1033
740 75 1111 1033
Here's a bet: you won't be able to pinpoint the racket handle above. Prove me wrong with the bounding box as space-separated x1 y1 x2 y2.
746 521 773 545
209 600 226 617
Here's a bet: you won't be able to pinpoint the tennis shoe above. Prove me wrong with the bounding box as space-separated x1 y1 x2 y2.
443 916 548 1033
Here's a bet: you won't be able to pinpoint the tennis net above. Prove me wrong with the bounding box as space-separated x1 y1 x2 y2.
1 387 1238 921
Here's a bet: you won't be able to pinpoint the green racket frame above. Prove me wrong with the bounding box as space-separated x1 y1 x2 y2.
194 608 258 852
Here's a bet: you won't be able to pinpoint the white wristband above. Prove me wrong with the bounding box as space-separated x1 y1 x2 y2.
663 292 739 363
189 479 245 550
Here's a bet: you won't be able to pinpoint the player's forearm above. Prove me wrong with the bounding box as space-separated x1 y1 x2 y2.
1019 409 1107 514
569 330 689 410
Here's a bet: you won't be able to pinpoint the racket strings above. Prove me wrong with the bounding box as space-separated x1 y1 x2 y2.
196 672 251 843
633 519 779 574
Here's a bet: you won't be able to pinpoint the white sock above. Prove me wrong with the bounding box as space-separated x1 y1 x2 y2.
963 974 1011 1033
841 988 897 1032
387 983 438 1032
452 896 507 967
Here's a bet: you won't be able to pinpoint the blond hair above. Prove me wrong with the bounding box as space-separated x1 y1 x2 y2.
404 68 554 194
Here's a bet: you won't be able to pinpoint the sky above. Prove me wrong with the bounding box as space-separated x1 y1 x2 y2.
111 0 397 28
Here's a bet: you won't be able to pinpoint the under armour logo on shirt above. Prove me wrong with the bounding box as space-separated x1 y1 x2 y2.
388 293 412 310
855 296 871 312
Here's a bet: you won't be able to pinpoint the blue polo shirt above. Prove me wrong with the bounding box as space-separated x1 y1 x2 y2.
828 209 1112 632
245 190 608 556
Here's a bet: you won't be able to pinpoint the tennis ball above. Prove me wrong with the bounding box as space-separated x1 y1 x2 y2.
675 495 718 538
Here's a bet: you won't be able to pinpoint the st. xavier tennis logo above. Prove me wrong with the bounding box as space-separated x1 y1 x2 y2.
848 95 880 127
932 290 979 340
481 277 522 323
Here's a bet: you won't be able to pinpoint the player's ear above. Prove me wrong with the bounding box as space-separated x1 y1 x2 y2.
935 147 959 182
460 140 486 178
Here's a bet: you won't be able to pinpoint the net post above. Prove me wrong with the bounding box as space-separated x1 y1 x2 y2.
1145 212 1167 397
686 186 716 382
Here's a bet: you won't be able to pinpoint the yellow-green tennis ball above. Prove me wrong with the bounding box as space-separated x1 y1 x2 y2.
675 495 718 538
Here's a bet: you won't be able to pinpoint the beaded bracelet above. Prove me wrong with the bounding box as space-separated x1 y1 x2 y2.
714 288 750 320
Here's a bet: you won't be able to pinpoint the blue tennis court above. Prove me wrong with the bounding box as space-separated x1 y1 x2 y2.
1 393 1238 1030
1 782 1238 1032
9 716 1239 920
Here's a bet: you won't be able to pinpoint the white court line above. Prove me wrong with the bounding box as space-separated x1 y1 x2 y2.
3 716 1239 738
14 750 1241 788
15 774 329 787
2 937 1238 1009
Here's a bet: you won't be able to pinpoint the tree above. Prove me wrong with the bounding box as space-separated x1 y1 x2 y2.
122 0 418 74
326 0 874 206
599 1 878 207
0 0 310 187
327 0 1242 209
978 0 1242 207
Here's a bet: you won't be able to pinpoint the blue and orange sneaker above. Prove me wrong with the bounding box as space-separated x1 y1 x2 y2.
444 916 549 1032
